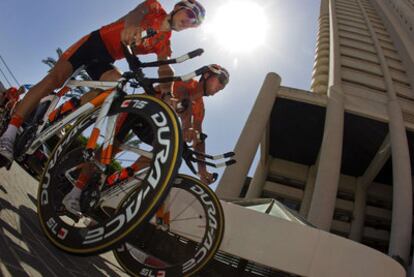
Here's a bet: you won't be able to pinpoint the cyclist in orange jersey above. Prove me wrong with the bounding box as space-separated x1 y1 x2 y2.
62 64 229 214
0 86 24 110
0 0 206 169
109 64 230 185
171 65 230 184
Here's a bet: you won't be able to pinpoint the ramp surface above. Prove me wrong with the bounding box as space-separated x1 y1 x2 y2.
0 163 127 277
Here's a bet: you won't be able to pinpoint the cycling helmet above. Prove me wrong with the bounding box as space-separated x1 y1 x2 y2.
173 0 206 26
206 64 230 86
201 64 230 96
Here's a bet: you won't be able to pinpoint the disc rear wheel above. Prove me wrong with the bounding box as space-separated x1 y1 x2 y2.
114 174 225 277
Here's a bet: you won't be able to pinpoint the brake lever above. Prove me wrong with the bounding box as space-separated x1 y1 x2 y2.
182 143 198 175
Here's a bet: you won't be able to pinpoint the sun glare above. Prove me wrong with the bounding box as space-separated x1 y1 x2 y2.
205 1 269 54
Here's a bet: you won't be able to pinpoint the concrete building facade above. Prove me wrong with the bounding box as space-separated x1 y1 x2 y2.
216 0 414 272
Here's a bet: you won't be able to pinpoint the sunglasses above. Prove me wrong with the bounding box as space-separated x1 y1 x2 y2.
218 74 229 86
184 9 198 25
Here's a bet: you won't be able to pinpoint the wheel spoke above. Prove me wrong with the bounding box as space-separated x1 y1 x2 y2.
170 216 204 222
114 175 224 276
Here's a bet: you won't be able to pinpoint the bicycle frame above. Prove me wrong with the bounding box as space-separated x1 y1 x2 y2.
25 79 120 167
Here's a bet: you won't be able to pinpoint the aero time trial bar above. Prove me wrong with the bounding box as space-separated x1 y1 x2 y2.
123 29 204 69
122 29 208 84
146 66 210 83
140 48 204 68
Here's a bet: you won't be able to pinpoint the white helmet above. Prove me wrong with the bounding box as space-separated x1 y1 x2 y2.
207 64 230 86
174 0 206 26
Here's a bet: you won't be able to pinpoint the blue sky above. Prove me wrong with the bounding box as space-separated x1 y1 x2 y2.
0 0 319 185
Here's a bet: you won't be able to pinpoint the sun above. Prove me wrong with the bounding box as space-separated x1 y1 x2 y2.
205 1 269 54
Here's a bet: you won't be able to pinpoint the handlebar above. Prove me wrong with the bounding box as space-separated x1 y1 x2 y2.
140 48 204 68
145 66 210 84
182 141 236 184
121 29 208 93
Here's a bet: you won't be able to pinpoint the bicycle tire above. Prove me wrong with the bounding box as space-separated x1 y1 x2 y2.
37 94 182 255
114 174 225 277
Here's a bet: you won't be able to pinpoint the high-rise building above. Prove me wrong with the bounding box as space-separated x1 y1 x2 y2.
216 0 414 272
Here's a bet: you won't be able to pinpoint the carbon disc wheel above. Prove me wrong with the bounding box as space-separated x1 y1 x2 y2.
114 174 225 277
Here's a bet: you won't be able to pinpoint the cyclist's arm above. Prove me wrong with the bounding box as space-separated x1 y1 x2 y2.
193 121 202 136
192 101 205 140
120 1 150 26
157 52 174 95
194 131 213 183
194 133 206 168
180 112 193 141
191 105 214 183
120 1 151 45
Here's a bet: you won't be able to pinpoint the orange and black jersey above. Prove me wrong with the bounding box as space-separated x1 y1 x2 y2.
99 0 172 60
61 0 172 80
63 0 171 61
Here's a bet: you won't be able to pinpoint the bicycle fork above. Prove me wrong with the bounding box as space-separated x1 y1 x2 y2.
83 89 118 165
72 88 120 192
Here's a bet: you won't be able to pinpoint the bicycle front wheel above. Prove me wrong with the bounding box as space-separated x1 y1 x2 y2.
37 94 182 255
114 174 225 277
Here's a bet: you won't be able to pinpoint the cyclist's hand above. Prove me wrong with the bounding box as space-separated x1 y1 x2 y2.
121 25 142 46
190 128 202 145
199 171 216 184
183 128 200 147
168 97 179 110
183 128 193 144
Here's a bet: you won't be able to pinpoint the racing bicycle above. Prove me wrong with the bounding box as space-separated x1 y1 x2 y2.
36 33 209 255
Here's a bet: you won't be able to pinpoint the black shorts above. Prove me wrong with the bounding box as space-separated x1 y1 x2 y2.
66 30 115 80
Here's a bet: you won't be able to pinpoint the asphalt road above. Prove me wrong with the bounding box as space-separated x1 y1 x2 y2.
0 163 128 277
